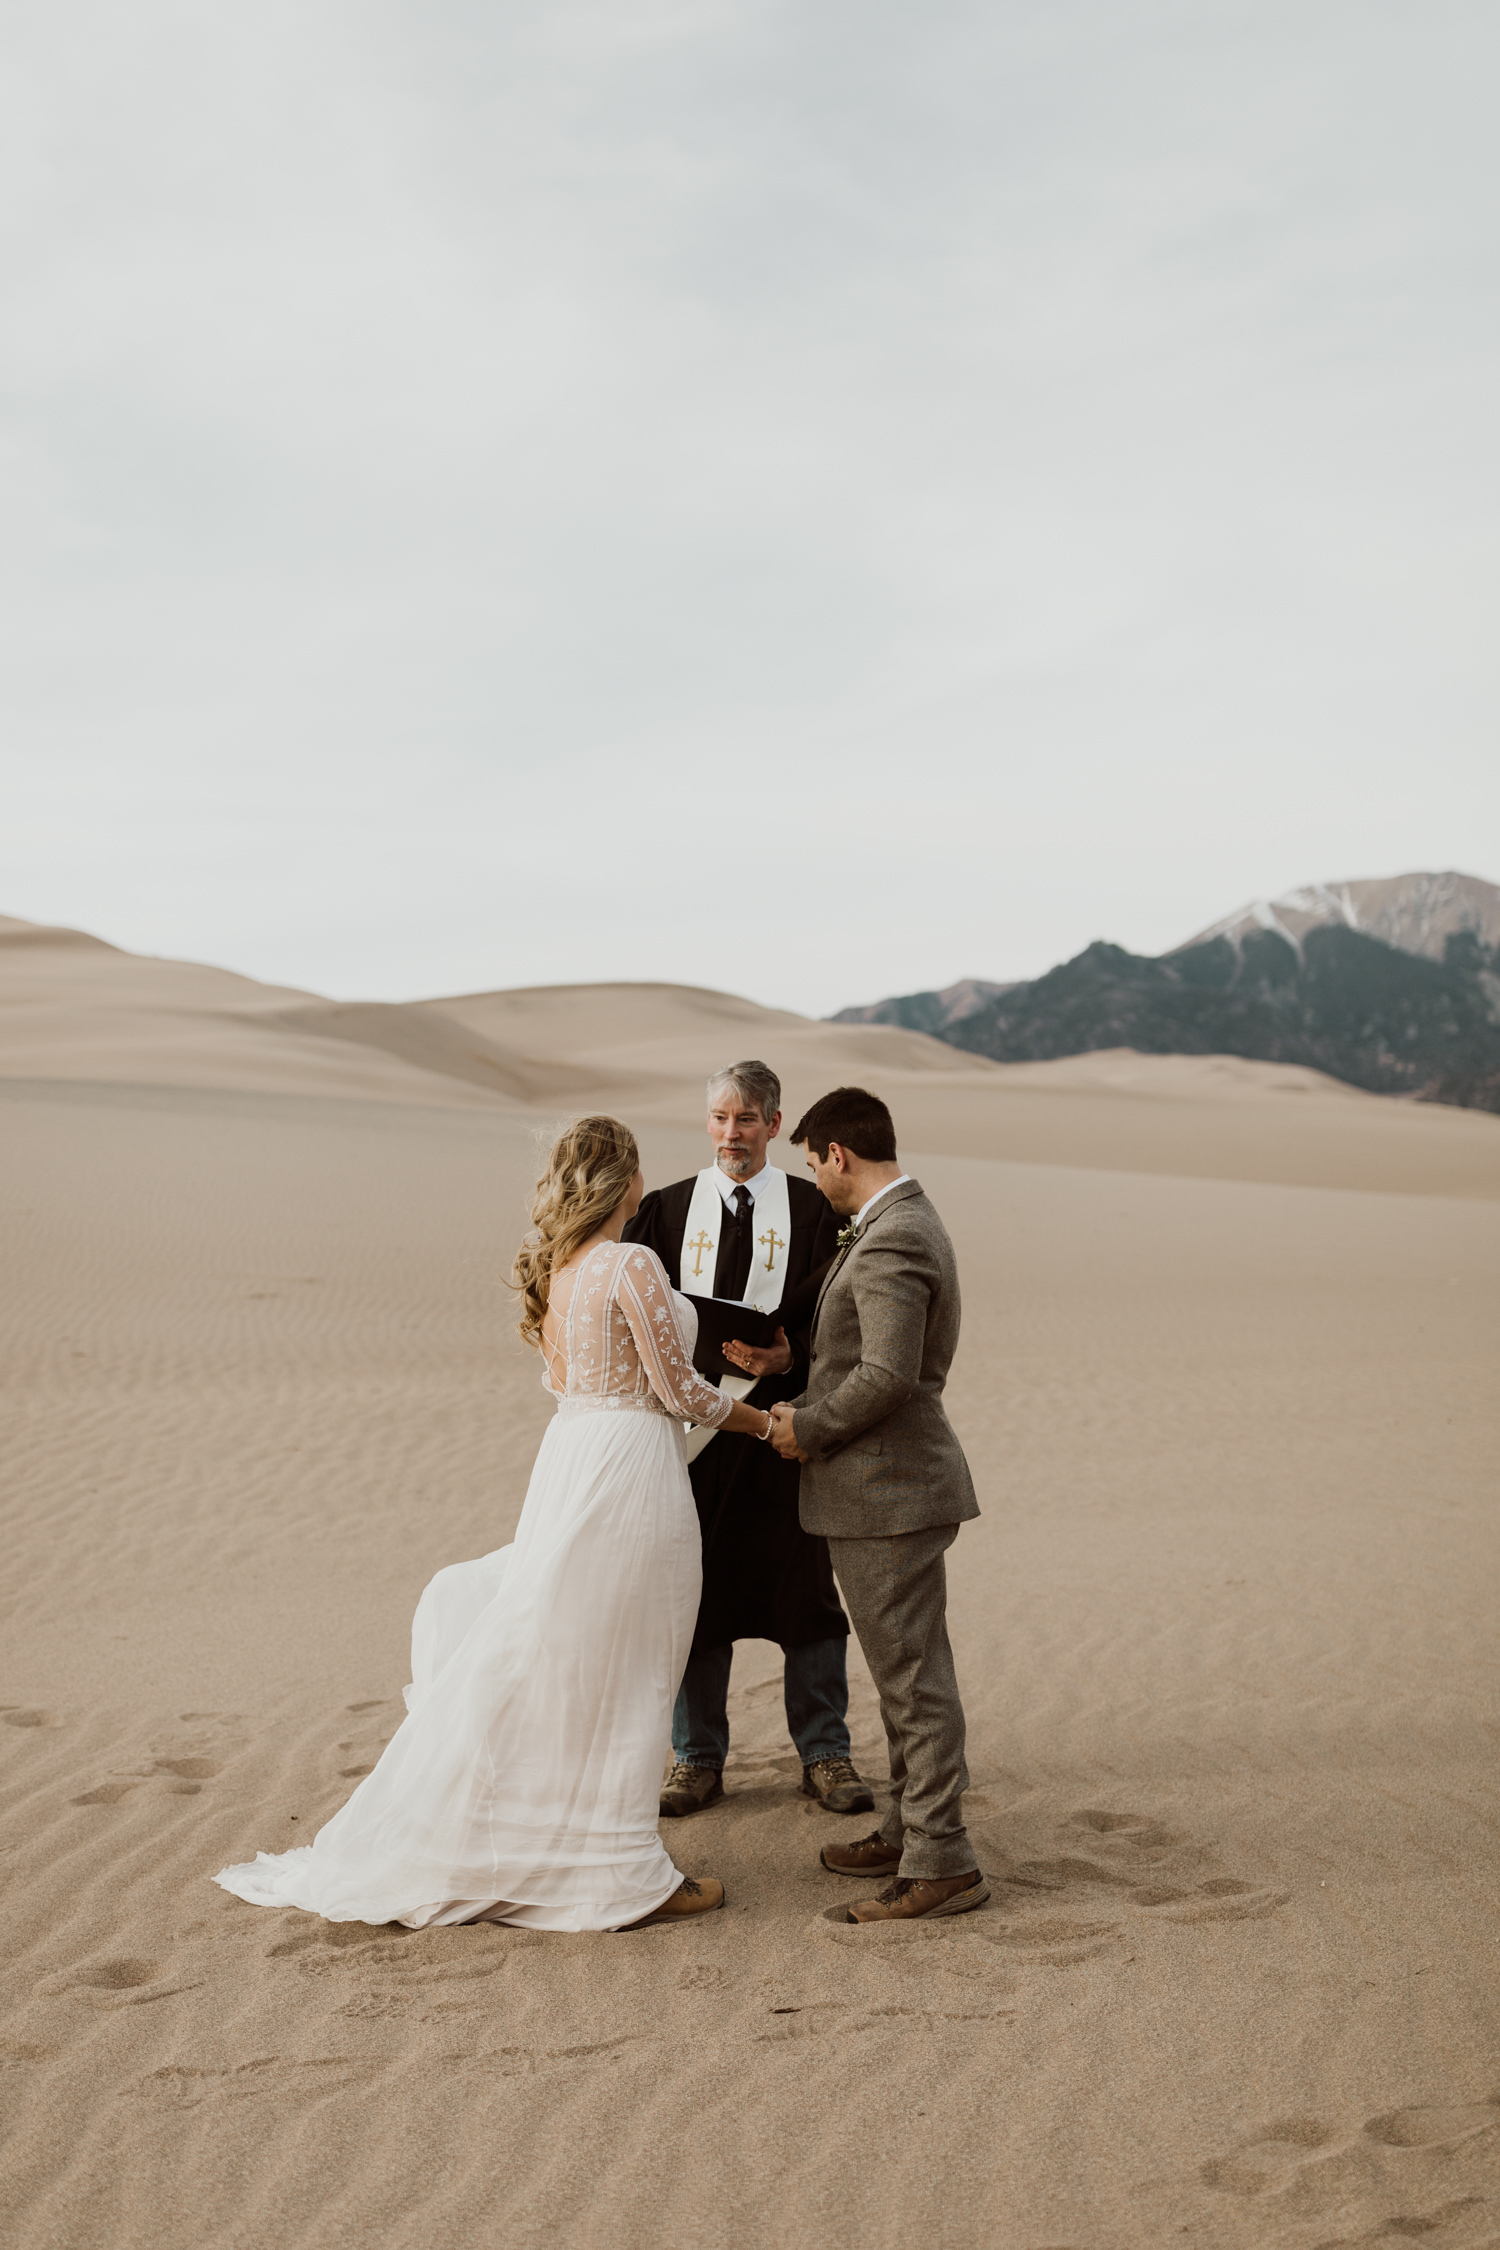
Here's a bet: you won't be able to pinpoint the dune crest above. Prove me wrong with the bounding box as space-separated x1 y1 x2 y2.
3 914 1497 1195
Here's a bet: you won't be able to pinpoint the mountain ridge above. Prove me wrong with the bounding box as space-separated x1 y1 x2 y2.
831 872 1500 1111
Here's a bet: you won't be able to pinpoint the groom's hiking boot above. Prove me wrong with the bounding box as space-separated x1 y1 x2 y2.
621 1875 726 1930
819 1830 903 1875
846 1870 990 1925
659 1763 724 1819
801 1757 875 1815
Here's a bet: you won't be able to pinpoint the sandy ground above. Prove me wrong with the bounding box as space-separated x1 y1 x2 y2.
3 920 1499 2250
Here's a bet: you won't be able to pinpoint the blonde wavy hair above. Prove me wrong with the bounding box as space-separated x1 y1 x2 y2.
511 1115 642 1350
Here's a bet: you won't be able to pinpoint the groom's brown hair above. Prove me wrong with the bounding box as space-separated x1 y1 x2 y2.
789 1086 897 1164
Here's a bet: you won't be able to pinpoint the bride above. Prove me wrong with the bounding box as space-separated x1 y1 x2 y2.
215 1115 776 1933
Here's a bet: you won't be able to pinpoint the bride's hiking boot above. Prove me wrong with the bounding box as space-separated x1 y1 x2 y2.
819 1830 903 1874
620 1875 726 1929
845 1871 989 1925
801 1756 875 1815
659 1763 724 1819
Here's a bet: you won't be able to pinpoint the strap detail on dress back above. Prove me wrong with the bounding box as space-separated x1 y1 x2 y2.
560 1250 583 1396
543 1240 613 1398
539 1254 582 1398
538 1299 566 1397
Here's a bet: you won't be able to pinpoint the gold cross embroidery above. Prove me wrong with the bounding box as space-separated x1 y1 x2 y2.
759 1225 785 1272
686 1228 714 1279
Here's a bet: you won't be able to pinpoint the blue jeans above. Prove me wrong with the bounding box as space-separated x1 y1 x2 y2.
672 1635 852 1771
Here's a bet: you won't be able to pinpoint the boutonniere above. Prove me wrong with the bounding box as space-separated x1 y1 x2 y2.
835 1220 860 1251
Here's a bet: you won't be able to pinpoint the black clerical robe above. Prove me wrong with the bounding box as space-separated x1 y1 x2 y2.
624 1170 848 1652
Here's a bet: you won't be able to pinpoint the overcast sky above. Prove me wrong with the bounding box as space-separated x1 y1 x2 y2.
3 0 1496 1015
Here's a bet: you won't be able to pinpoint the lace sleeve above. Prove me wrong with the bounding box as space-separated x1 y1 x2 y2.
615 1249 733 1427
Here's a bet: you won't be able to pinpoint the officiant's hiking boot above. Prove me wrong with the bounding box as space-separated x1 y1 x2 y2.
659 1763 724 1819
620 1875 726 1930
819 1830 903 1874
801 1757 875 1815
845 1870 990 1925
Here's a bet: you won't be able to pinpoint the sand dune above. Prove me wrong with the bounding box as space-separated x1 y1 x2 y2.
5 915 1497 1198
0 918 548 1108
3 919 1500 2249
0 918 997 1114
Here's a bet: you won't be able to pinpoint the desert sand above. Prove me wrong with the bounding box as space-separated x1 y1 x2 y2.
3 915 1499 2250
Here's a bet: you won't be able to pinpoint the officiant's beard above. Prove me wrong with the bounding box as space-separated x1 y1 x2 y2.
716 1146 756 1180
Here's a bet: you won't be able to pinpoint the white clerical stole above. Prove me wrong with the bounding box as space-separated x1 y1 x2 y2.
680 1164 791 1463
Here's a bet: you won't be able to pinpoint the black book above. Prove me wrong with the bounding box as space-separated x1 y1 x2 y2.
682 1294 776 1381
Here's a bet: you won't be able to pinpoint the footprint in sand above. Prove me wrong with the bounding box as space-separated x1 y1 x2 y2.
1199 2099 1500 2229
1007 1854 1136 1893
1363 2100 1500 2150
337 1993 414 2021
757 1998 1013 2047
1201 2116 1347 2196
756 2001 848 2043
140 1712 245 1789
678 1962 734 1992
3 1709 50 1729
266 1926 405 1974
437 2035 654 2081
973 1915 1120 1964
129 2055 381 2108
268 1922 535 1986
334 1701 398 1777
1008 1812 1286 1929
1313 2196 1488 2248
1069 1808 1177 1848
40 1956 203 2010
814 1914 1020 1984
69 1758 217 1803
1007 1812 1181 1899
1128 1877 1289 1925
70 1958 159 1991
267 1923 405 1957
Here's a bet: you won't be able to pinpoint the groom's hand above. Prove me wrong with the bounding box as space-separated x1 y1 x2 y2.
768 1403 810 1462
723 1325 793 1380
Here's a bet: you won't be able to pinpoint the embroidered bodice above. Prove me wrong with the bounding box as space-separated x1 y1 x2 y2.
540 1241 732 1427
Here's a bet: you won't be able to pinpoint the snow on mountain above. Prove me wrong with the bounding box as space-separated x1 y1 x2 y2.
1177 871 1500 963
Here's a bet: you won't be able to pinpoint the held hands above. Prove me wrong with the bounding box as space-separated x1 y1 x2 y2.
767 1402 810 1462
722 1325 794 1380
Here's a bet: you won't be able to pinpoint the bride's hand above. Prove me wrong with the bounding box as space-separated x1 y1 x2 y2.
722 1326 792 1379
721 1397 781 1441
767 1403 811 1462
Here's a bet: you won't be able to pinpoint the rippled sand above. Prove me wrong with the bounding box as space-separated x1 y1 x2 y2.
4 919 1498 2250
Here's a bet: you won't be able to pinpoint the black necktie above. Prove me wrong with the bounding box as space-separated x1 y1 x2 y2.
713 1184 754 1301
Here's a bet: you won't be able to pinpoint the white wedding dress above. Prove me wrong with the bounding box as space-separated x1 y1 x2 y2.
214 1240 732 1932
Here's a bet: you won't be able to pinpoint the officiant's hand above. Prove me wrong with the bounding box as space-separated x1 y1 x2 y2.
768 1402 810 1462
723 1326 793 1380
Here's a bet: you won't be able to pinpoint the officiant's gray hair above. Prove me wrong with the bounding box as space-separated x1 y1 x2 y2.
706 1059 781 1122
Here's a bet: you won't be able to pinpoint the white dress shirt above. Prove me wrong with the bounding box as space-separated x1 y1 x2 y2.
713 1161 777 1204
854 1173 911 1230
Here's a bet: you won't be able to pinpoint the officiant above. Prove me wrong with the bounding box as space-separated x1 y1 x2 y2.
623 1059 874 1820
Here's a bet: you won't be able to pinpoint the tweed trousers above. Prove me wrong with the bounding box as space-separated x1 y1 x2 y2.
826 1522 973 1881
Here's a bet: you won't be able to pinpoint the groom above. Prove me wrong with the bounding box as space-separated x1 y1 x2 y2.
769 1086 988 1923
623 1059 874 1820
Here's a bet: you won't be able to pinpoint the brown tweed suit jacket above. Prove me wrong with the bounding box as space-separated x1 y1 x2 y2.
791 1178 979 1540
